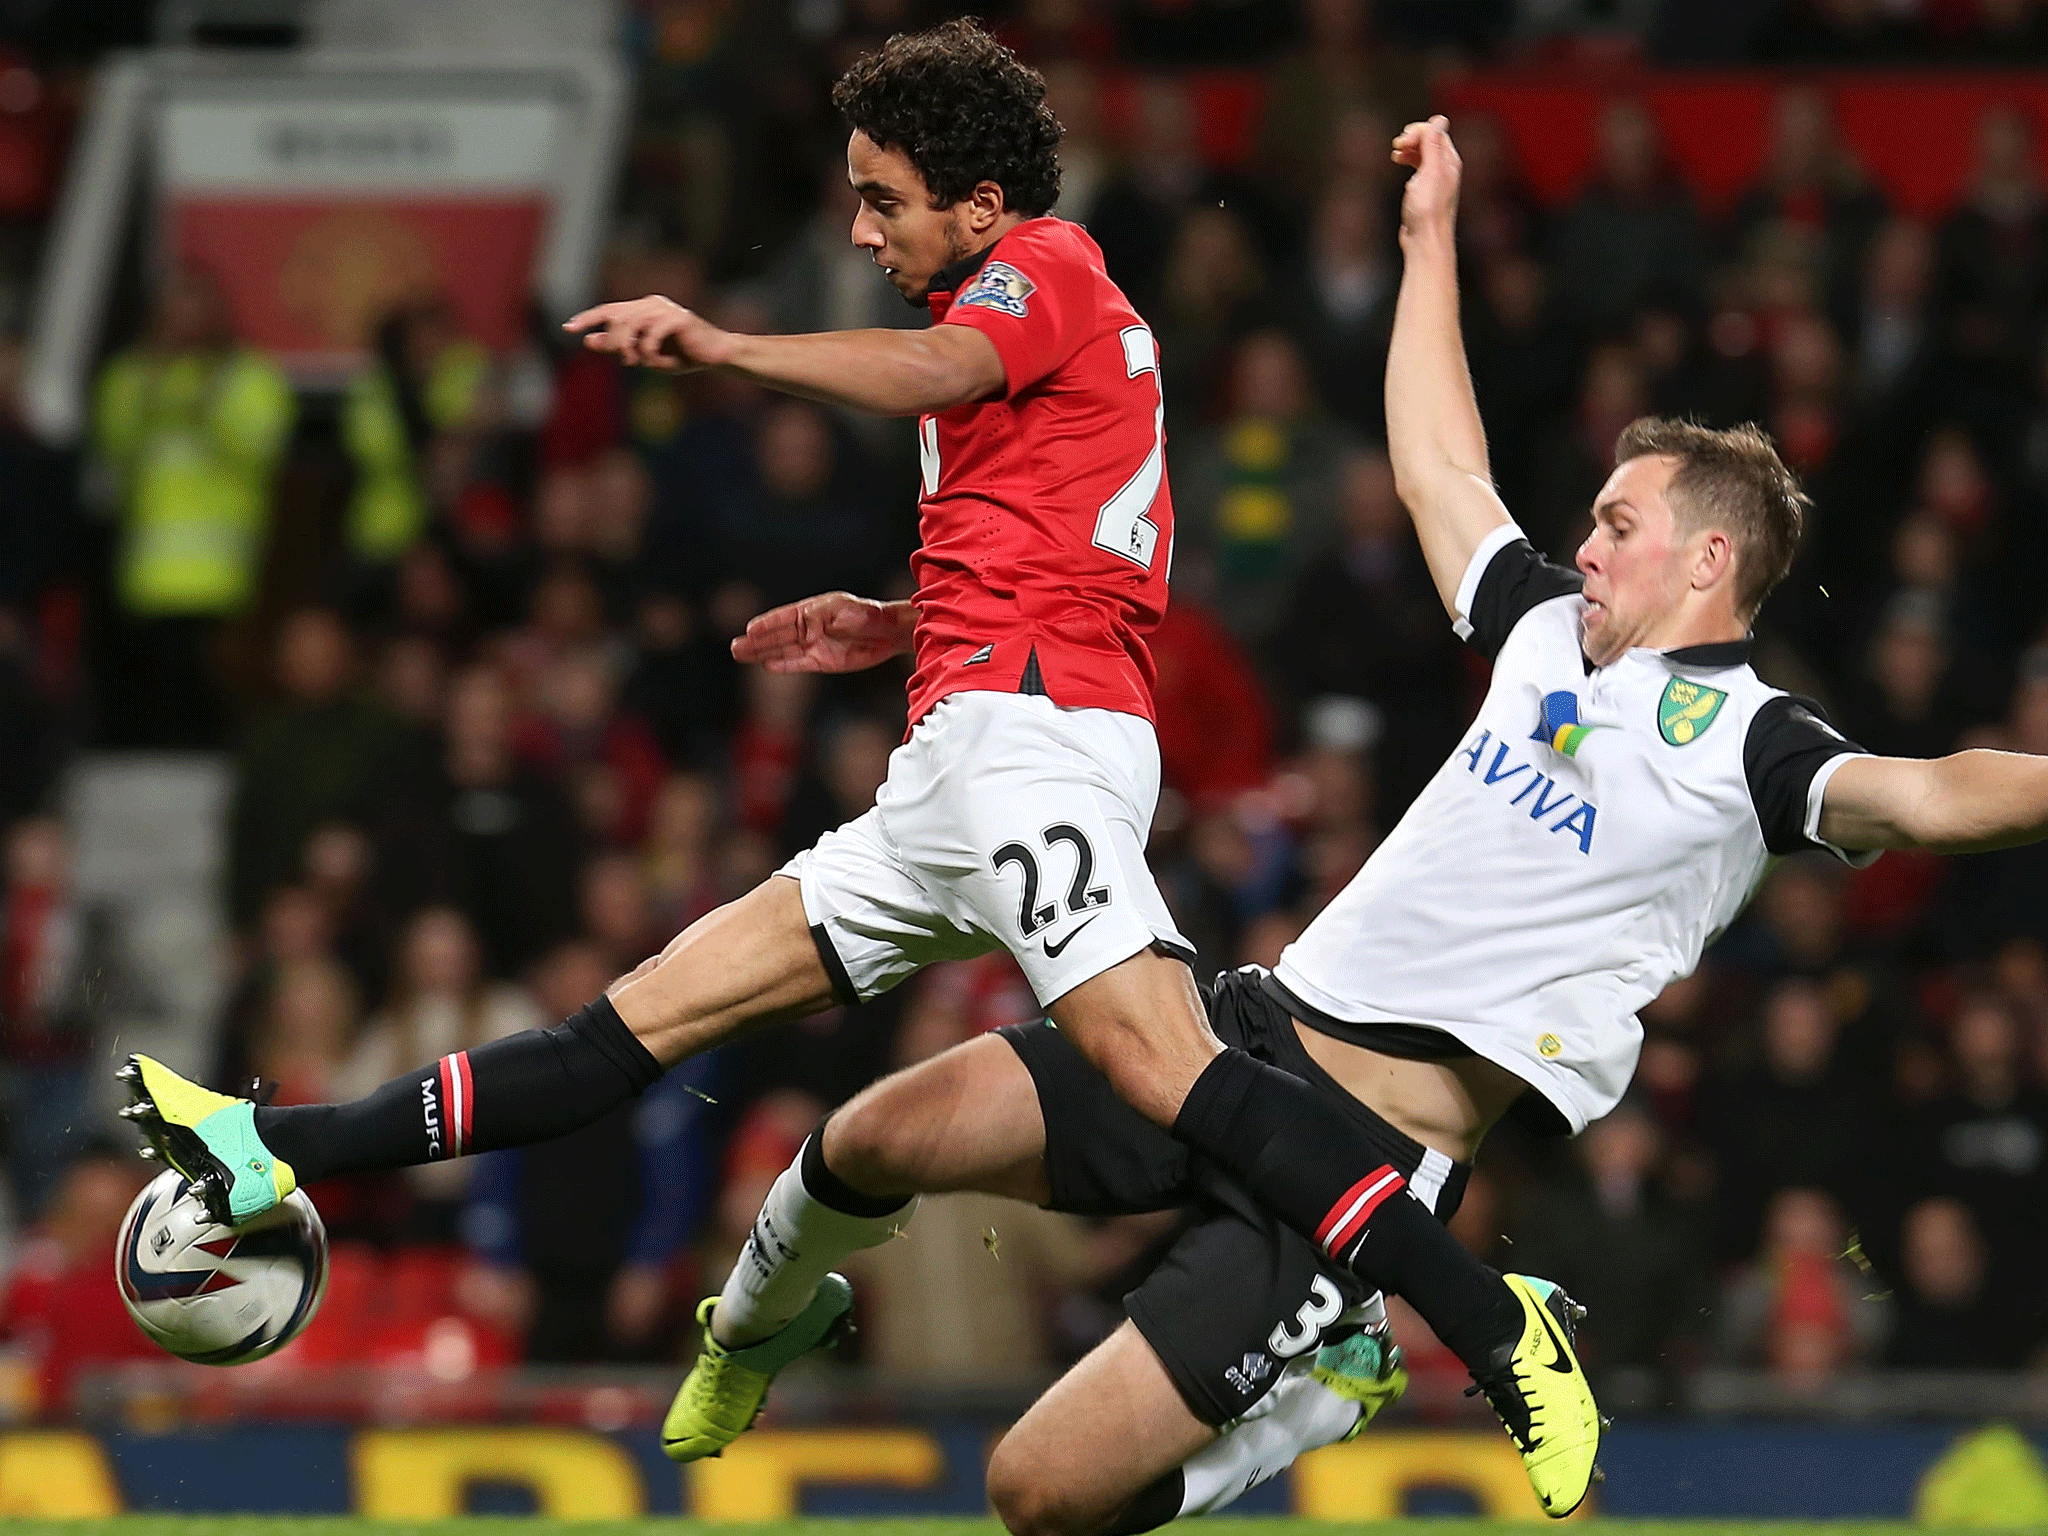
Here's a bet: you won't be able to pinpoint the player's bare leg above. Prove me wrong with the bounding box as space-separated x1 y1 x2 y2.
819 1032 1053 1206
1041 949 1223 1125
122 877 834 1222
608 875 839 1057
986 1316 1392 1536
987 1323 1214 1536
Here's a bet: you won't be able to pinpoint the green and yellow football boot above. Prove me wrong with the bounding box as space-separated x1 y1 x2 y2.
662 1275 855 1462
1466 1273 1604 1517
1311 1316 1408 1441
117 1055 296 1226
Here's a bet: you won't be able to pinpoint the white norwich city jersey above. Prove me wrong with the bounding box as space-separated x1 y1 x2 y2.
1273 523 1874 1132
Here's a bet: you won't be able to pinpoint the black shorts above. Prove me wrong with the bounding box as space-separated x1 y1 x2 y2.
996 965 1472 1425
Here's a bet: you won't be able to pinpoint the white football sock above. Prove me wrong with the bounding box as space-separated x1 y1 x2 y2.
1177 1365 1362 1516
710 1145 917 1348
1178 1291 1390 1518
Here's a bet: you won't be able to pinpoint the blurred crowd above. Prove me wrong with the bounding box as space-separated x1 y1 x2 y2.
9 0 2048 1418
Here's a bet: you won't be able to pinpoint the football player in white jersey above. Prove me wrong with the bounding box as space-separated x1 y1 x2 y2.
677 115 2048 1535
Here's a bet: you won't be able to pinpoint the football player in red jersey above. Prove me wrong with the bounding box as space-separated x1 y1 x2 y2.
117 22 1596 1518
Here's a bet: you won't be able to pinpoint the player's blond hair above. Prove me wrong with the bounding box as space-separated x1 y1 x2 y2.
1615 417 1809 620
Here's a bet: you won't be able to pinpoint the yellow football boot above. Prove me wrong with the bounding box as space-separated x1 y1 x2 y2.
662 1275 855 1462
117 1055 296 1225
1466 1274 1603 1516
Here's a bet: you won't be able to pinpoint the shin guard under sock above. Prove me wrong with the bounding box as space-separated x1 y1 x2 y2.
255 997 662 1181
711 1125 917 1347
1173 1047 1519 1370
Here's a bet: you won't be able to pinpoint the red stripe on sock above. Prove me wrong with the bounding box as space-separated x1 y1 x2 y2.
435 1057 455 1159
452 1050 474 1155
1316 1165 1406 1257
1314 1166 1396 1245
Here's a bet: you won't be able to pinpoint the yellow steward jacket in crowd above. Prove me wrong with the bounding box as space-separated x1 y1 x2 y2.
93 347 296 618
341 340 490 563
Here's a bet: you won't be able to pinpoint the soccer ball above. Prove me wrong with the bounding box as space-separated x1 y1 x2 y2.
115 1169 328 1364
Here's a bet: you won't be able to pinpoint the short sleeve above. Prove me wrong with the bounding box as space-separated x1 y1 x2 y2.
1744 694 1880 866
939 226 1086 397
1454 529 1584 660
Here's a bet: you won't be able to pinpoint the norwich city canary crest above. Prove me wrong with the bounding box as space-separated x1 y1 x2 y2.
1658 677 1726 746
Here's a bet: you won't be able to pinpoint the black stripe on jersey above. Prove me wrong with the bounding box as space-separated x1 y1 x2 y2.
1019 644 1049 697
1744 694 1868 856
1462 539 1584 661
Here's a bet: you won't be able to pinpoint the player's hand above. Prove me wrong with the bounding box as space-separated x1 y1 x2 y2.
731 591 916 674
1391 115 1462 244
562 295 733 371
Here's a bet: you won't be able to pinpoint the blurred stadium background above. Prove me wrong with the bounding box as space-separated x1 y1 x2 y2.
4 0 2048 1523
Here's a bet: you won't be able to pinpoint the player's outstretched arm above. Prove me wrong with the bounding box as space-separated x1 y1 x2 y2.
1386 116 1515 617
730 591 918 674
1820 750 2048 853
563 297 1005 417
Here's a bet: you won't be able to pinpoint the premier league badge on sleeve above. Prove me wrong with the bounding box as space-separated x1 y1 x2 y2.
957 260 1036 317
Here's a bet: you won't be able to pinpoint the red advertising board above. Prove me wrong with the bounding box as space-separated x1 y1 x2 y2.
154 93 564 374
170 197 546 360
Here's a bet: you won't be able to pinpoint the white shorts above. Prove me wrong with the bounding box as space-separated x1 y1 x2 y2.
779 690 1193 1008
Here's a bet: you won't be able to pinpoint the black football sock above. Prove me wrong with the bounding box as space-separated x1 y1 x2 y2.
1102 1469 1184 1536
803 1119 912 1215
255 997 662 1181
1172 1047 1520 1372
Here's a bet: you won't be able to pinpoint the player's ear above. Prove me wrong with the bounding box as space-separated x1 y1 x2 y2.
965 178 1006 233
1691 528 1735 595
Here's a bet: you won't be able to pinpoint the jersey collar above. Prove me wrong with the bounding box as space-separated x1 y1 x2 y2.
1580 634 1754 676
927 240 998 300
927 217 1056 316
1660 637 1753 668
925 237 1004 322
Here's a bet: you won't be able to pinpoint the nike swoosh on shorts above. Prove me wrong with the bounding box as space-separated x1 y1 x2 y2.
1043 917 1099 958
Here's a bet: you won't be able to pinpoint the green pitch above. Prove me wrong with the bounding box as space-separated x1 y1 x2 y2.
0 1524 1967 1535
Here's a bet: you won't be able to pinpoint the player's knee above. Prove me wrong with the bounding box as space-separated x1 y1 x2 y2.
987 1439 1097 1536
819 1090 918 1194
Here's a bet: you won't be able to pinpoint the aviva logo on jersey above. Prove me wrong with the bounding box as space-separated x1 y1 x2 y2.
1659 677 1727 746
1458 729 1598 854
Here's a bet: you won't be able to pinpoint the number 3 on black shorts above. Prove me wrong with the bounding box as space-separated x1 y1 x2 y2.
991 824 1113 939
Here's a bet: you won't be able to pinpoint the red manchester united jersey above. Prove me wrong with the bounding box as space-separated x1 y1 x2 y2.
906 216 1171 726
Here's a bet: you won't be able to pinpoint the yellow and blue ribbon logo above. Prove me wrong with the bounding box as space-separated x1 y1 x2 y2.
1532 690 1599 758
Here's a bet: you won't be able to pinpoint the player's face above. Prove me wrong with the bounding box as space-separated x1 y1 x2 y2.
1574 454 1697 666
846 131 976 308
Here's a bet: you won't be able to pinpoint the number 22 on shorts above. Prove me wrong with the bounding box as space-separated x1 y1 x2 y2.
992 824 1112 939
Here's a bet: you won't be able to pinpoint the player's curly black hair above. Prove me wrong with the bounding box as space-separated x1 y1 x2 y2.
831 17 1063 217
